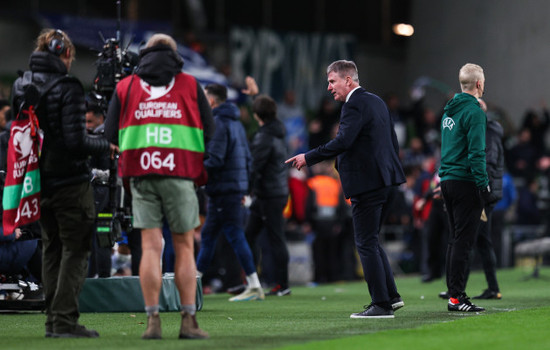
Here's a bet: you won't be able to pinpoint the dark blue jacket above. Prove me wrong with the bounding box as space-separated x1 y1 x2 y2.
204 102 251 196
305 88 405 198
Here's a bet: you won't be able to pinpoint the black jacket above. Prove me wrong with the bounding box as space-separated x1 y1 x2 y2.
11 51 109 193
486 119 504 203
250 119 289 198
306 88 405 198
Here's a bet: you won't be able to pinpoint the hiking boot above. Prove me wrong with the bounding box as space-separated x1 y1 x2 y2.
142 313 162 340
390 297 404 311
229 287 265 301
438 291 450 299
350 304 394 319
266 285 291 296
52 324 100 338
179 312 209 339
448 296 485 312
473 289 502 300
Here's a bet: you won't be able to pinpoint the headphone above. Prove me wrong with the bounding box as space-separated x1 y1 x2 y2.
48 29 69 57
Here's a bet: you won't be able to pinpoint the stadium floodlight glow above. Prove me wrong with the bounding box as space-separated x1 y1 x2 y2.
392 23 414 37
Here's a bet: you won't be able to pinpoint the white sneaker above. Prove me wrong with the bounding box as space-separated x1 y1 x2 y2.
228 287 265 301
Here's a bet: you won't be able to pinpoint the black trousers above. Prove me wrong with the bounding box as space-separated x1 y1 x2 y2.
466 207 500 292
351 187 399 308
245 196 289 288
423 199 448 279
441 180 483 298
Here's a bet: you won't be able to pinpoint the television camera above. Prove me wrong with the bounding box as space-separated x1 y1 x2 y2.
92 0 139 113
90 0 136 248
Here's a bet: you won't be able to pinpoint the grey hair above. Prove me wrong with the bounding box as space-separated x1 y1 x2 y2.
327 60 359 83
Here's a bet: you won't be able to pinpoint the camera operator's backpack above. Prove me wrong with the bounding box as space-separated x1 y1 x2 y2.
2 72 70 236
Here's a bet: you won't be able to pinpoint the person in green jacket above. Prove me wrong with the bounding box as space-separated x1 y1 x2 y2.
439 63 499 313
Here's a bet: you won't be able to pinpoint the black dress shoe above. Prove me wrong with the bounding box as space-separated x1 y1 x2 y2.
472 289 502 300
350 304 394 319
390 297 404 311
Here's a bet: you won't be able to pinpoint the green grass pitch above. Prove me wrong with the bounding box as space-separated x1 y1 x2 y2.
1 266 549 350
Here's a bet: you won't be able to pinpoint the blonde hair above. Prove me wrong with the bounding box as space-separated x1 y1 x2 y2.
35 28 76 61
459 63 484 92
145 33 177 51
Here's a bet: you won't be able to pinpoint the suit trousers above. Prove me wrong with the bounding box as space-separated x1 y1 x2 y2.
441 180 483 298
40 181 95 334
466 207 500 292
351 187 399 308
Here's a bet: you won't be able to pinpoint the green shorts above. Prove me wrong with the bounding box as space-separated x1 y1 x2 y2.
130 177 199 233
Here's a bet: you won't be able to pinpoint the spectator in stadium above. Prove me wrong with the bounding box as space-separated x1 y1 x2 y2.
278 89 308 156
286 60 406 318
0 99 10 131
0 227 42 289
308 96 340 149
521 105 549 155
490 171 516 266
505 128 539 181
305 160 348 283
418 172 448 283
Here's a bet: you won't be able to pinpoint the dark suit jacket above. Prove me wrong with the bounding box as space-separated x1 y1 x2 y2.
305 88 405 198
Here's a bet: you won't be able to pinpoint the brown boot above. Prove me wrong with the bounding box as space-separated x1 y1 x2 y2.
179 311 209 339
142 313 162 340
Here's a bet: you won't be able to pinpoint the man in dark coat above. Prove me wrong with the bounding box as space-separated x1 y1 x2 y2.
468 101 503 300
245 93 291 296
195 83 264 301
286 60 406 318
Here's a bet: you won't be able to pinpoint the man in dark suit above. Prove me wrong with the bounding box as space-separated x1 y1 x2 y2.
286 60 406 318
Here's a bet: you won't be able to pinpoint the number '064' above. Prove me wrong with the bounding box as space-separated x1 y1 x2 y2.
140 151 175 171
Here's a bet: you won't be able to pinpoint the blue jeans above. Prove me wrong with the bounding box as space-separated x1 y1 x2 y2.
196 194 256 275
0 240 38 275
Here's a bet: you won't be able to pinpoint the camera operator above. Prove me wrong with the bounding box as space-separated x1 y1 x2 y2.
85 93 112 278
105 33 213 340
11 28 117 338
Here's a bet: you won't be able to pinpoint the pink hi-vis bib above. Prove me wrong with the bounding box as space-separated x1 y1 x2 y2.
2 106 42 235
